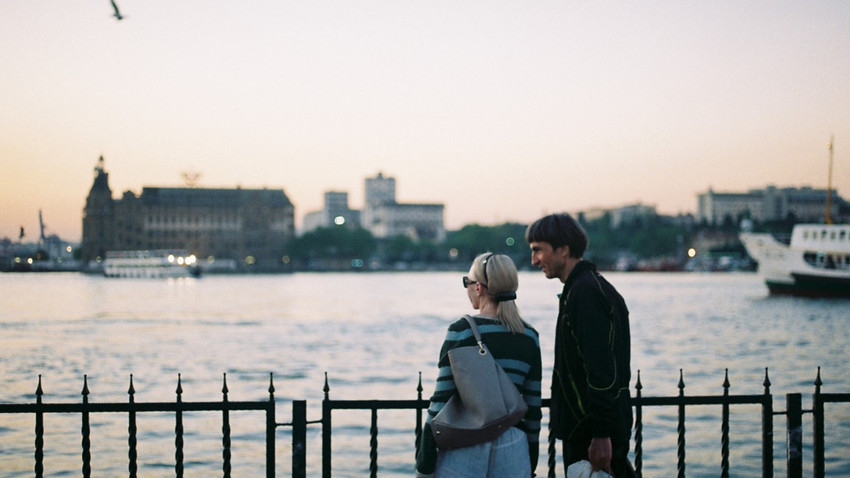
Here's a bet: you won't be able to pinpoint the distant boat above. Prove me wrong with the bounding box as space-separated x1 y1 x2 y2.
103 250 202 278
740 224 850 297
740 136 850 297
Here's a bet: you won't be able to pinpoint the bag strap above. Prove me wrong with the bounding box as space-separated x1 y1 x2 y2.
462 314 488 355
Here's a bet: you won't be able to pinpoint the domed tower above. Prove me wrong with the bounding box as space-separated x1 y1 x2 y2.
81 156 115 268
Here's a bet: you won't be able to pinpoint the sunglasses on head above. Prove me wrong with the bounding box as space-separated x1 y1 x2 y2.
462 253 495 289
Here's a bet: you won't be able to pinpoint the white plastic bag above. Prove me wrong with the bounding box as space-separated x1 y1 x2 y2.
566 460 613 478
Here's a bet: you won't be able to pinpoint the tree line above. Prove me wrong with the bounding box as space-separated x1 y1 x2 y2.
284 212 774 271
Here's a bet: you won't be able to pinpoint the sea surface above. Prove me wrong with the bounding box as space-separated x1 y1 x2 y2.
1 271 848 477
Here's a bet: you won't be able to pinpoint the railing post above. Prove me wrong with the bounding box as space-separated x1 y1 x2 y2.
762 368 773 478
292 400 307 478
813 368 824 478
322 372 331 478
786 393 802 478
81 375 91 478
721 370 730 478
128 375 138 478
267 373 276 478
414 372 423 460
547 429 557 478
677 370 685 478
222 374 232 478
34 375 44 478
175 374 184 478
369 407 378 478
634 371 643 477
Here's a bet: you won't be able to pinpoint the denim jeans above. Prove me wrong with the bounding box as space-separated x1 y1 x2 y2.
435 427 531 478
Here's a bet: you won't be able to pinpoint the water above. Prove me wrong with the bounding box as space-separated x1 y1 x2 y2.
1 271 848 477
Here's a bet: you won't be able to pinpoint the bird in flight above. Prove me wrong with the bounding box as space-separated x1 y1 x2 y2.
110 0 124 20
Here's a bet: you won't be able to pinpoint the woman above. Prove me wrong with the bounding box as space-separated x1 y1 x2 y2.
416 253 542 477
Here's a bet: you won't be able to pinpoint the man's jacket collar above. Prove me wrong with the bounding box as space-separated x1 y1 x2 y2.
563 260 597 291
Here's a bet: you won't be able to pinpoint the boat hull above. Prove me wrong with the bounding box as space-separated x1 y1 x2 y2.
766 274 850 298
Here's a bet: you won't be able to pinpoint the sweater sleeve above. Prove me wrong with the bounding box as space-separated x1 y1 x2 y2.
524 330 543 474
415 324 463 474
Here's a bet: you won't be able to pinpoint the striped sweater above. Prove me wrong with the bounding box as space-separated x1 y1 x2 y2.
416 315 542 475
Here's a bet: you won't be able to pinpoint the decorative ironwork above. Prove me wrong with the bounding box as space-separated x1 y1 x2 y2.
1 369 849 477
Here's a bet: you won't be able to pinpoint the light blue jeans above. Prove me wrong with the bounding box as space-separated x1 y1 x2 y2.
435 427 531 478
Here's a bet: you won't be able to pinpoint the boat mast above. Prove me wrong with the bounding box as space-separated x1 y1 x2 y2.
826 135 834 224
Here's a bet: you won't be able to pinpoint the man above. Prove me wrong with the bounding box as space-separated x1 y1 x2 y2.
526 213 634 477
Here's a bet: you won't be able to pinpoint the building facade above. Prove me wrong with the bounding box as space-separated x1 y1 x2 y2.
610 203 658 228
697 186 845 225
361 173 396 229
301 172 445 241
81 158 295 271
361 172 445 241
302 191 361 232
367 203 445 241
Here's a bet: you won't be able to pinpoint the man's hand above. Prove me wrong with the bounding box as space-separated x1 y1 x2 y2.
587 437 612 473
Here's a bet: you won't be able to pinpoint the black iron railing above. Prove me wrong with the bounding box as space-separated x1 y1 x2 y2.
311 368 848 478
0 373 276 478
631 368 774 478
1 368 848 477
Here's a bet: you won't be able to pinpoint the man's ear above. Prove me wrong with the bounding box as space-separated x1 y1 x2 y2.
556 244 571 259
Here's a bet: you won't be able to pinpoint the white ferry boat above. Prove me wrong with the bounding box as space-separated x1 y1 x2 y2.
740 224 850 297
103 250 202 278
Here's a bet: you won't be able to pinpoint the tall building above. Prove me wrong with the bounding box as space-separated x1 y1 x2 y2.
81 156 116 264
361 172 445 241
362 173 396 228
81 158 295 271
302 191 361 232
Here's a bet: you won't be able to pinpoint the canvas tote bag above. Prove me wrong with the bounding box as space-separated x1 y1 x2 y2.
430 315 528 449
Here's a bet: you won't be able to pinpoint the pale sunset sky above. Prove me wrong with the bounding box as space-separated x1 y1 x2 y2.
2 1 849 241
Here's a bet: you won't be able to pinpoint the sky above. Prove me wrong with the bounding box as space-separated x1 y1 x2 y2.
2 1 850 242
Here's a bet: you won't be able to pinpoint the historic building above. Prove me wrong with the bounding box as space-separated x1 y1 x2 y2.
81 157 295 271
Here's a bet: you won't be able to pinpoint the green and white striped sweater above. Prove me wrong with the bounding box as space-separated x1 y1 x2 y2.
416 315 542 476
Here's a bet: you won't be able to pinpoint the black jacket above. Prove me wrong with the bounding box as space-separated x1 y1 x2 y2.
550 260 632 443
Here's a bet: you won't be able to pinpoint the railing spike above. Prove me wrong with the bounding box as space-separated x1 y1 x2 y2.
417 372 423 394
82 375 90 400
128 374 136 397
222 373 229 397
176 373 183 399
635 370 643 392
763 367 771 392
815 366 823 390
323 372 330 399
678 369 685 392
723 368 730 391
36 375 44 402
268 372 275 397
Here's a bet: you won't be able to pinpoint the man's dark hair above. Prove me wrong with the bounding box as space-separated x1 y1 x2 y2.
525 213 588 258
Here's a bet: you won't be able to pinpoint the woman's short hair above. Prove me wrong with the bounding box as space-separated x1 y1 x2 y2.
525 213 588 258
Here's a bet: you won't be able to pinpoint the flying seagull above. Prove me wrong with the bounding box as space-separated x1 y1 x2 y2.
110 0 124 20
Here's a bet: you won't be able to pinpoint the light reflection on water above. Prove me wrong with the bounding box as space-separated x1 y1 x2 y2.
1 271 848 477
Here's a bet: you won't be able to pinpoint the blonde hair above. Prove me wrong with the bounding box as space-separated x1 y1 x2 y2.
470 253 527 334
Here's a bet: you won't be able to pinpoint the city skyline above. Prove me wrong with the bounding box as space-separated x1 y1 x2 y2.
3 2 850 241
